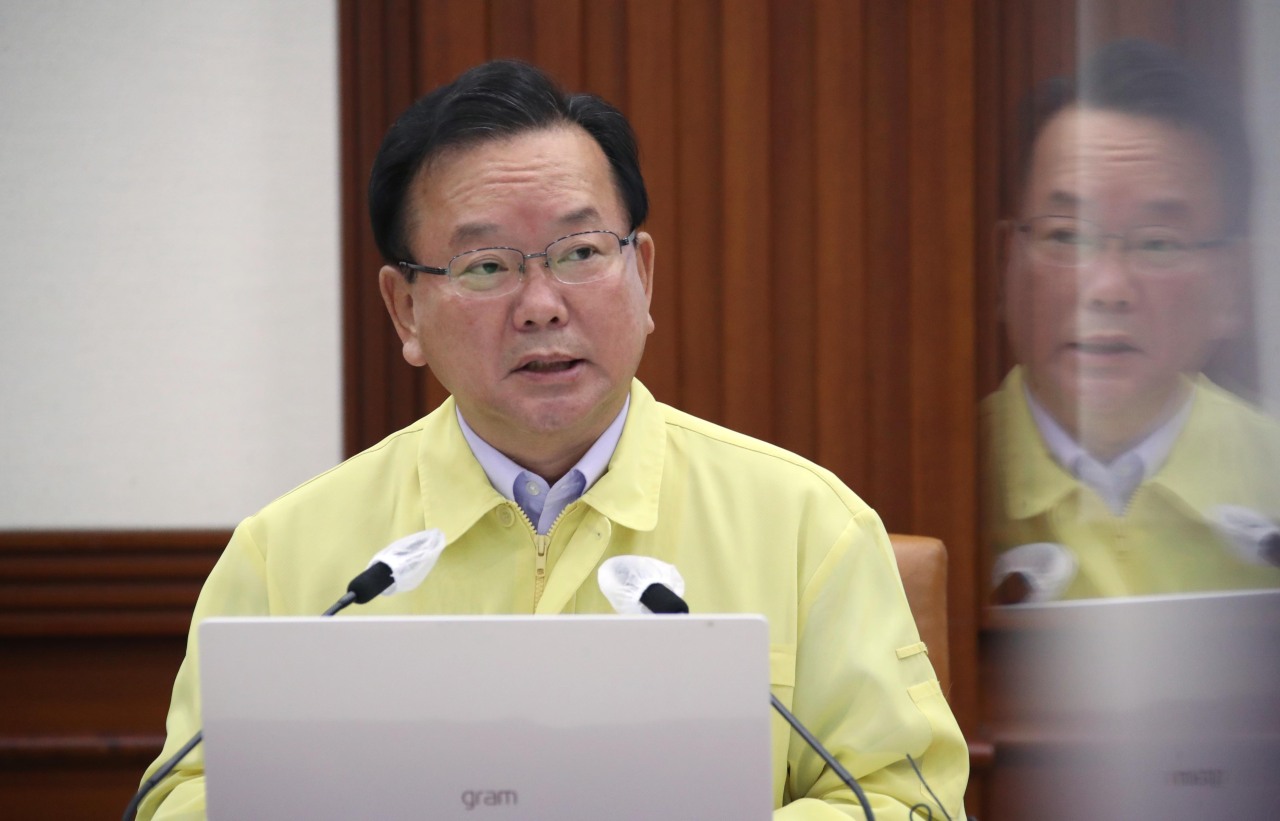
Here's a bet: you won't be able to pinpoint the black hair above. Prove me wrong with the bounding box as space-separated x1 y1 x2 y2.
368 59 649 264
1017 38 1252 234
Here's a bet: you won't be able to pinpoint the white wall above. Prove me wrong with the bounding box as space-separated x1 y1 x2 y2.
0 0 342 528
1245 0 1280 414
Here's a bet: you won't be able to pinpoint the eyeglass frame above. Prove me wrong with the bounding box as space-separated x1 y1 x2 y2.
1012 215 1232 273
396 229 638 290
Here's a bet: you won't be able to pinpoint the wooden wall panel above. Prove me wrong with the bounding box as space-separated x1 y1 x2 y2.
0 531 223 818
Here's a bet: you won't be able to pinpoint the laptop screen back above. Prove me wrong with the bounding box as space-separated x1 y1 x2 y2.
199 614 773 820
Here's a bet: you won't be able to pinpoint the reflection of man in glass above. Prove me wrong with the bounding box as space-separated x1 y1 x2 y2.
986 39 1280 600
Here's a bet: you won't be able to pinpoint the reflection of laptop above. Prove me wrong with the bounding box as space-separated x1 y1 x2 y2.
199 615 772 820
996 590 1280 817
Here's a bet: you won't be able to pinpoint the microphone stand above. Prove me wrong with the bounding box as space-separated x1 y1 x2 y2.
769 695 875 820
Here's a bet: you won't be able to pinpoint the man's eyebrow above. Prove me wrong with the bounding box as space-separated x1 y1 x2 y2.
1043 190 1081 212
450 222 501 248
449 208 607 249
557 206 604 227
1139 198 1193 225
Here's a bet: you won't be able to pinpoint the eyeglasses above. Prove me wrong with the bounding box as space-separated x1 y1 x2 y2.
398 230 636 298
1015 216 1229 274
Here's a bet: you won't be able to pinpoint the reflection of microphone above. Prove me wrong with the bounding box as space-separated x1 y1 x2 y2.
991 542 1077 605
1211 505 1280 566
596 556 876 821
123 529 449 821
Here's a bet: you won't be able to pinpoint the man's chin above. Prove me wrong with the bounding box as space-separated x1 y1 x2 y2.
507 391 621 437
1038 373 1176 436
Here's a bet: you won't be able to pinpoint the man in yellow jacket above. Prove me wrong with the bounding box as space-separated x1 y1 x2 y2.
986 40 1280 600
138 60 967 819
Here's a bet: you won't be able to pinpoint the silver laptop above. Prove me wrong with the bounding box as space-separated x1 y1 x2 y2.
995 589 1280 817
199 614 773 820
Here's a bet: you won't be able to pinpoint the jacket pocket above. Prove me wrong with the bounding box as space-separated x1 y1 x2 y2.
769 645 797 690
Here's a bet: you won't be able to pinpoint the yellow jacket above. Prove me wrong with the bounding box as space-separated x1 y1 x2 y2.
984 368 1280 598
140 380 968 819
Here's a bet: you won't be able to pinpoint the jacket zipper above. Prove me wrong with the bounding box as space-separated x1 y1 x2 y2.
521 504 575 611
533 533 550 608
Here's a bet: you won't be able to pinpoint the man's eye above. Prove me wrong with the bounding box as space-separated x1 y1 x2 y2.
558 244 600 264
1136 236 1185 253
460 258 507 277
1045 229 1084 245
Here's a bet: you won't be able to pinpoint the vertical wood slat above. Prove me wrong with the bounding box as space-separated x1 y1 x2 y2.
626 0 680 406
487 0 536 61
531 0 584 89
861 0 912 530
342 0 414 455
383 0 427 432
911 0 980 737
719 0 773 441
581 0 627 107
672 0 723 423
419 0 489 94
812 0 868 492
768 1 817 460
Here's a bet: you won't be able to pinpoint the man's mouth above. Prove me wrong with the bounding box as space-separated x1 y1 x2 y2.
517 358 581 373
1068 340 1138 355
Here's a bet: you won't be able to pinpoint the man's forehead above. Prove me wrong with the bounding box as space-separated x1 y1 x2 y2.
1038 188 1196 225
1023 107 1226 223
407 126 624 249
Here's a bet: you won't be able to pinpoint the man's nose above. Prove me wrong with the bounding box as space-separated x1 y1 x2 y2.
512 259 568 327
1079 238 1138 311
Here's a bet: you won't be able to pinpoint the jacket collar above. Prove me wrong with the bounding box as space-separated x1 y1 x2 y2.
993 367 1217 522
990 368 1079 520
580 380 664 532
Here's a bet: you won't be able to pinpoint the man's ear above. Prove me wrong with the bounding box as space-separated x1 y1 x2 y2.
1209 240 1250 341
633 230 656 335
378 265 429 367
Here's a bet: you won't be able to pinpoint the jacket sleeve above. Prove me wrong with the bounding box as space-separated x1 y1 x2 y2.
136 522 270 821
775 509 969 819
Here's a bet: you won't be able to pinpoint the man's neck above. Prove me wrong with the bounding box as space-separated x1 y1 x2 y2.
1025 379 1193 464
457 397 631 486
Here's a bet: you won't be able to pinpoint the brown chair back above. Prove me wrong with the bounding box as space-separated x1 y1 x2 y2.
889 533 950 694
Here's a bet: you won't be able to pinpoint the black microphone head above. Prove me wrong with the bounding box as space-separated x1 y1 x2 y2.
991 571 1034 606
1262 532 1280 567
639 582 689 614
347 562 394 604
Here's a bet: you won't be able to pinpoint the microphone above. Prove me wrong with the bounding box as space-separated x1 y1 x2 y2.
333 528 448 610
595 556 876 820
123 528 447 821
597 555 688 614
990 542 1077 605
1210 505 1280 566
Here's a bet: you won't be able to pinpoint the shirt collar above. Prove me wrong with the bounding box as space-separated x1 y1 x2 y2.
1024 381 1192 485
456 395 630 501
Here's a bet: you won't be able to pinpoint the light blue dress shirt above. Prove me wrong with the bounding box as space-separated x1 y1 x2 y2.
457 396 629 534
1025 385 1191 516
